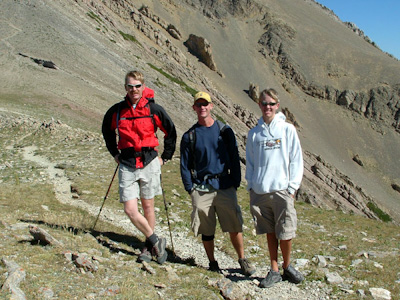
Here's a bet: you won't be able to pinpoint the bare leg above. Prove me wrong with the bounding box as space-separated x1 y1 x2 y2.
267 233 279 272
203 240 215 262
141 198 155 231
229 232 245 259
124 199 153 238
280 239 292 269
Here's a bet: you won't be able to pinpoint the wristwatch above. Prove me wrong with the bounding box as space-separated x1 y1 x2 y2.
162 158 168 164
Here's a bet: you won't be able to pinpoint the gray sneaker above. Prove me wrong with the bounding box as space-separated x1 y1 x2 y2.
238 258 256 276
259 270 282 288
282 264 304 284
137 247 152 263
151 237 167 264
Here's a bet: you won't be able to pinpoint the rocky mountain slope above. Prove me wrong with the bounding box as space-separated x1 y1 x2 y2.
1 114 398 299
0 0 399 221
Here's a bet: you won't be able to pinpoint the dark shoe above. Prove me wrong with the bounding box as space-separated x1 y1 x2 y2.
151 237 167 264
282 264 304 284
238 258 256 276
208 261 222 273
259 270 282 288
137 247 152 263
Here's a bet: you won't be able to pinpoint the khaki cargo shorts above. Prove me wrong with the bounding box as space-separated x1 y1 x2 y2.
190 187 243 236
249 189 297 240
118 157 161 202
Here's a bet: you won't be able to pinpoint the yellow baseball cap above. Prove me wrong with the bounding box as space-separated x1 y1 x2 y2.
194 91 211 103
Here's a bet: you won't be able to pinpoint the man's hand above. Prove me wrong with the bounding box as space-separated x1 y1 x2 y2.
114 154 120 164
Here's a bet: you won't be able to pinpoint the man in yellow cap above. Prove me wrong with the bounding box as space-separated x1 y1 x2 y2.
180 91 255 276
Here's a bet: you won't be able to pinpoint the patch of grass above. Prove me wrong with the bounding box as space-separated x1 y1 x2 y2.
147 63 197 96
87 11 103 24
119 30 141 46
367 201 392 222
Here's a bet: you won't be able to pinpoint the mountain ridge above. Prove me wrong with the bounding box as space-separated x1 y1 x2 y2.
0 0 399 222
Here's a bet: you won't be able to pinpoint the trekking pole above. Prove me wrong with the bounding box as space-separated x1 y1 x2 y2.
92 164 119 231
160 173 175 255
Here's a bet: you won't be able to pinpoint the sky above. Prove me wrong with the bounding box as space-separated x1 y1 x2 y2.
316 0 400 59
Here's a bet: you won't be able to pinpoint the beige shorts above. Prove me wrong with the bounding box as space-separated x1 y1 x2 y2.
250 189 297 240
118 157 161 202
190 187 243 236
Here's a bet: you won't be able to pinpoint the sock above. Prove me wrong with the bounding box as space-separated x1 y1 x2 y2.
144 238 152 249
147 233 158 247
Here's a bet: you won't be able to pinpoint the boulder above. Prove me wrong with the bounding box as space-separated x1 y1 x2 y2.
249 83 259 102
184 34 218 71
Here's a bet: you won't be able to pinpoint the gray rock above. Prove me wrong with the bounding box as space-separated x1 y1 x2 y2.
353 154 364 166
357 289 366 297
1 258 26 300
295 258 310 269
28 225 63 247
38 287 54 299
142 261 156 275
313 255 327 268
215 278 246 300
72 252 98 272
369 287 391 300
326 272 344 285
350 259 363 267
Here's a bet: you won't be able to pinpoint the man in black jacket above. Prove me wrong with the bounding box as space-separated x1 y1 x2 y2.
180 91 255 276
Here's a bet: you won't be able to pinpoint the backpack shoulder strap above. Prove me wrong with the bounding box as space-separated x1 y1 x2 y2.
116 102 121 141
216 120 227 134
188 126 197 178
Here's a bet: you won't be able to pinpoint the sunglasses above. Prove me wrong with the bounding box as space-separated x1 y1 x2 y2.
260 101 278 107
194 102 210 107
126 83 142 89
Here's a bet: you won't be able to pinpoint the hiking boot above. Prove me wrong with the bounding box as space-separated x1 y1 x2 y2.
137 247 152 263
238 258 256 276
208 261 222 273
259 270 282 288
151 237 167 264
282 264 304 284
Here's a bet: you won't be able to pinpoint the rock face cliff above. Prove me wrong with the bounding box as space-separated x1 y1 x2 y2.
0 0 399 221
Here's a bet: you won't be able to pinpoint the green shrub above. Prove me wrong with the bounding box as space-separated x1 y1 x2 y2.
367 201 392 222
147 63 197 96
119 31 141 46
87 11 102 24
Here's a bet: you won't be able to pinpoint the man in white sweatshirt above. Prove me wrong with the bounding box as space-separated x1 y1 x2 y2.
246 88 304 288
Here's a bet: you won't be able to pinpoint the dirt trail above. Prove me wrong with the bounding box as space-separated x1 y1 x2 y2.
17 143 327 299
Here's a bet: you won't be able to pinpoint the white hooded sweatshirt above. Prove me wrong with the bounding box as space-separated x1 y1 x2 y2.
245 112 303 194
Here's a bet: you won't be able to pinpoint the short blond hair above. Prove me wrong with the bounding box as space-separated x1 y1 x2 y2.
259 88 279 103
125 70 144 85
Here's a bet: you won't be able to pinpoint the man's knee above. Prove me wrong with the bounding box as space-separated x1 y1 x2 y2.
123 199 139 216
141 198 154 211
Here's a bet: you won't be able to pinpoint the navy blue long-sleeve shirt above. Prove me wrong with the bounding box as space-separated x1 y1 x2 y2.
180 121 241 192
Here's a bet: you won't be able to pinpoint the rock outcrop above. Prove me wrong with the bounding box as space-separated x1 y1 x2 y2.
248 83 259 102
299 151 381 220
184 34 218 72
257 10 400 133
